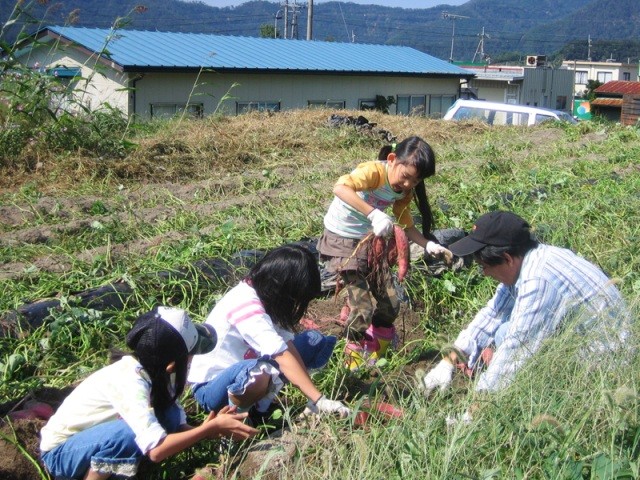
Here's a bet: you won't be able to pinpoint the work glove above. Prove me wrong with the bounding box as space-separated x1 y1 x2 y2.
425 241 454 264
304 395 351 418
422 359 454 394
445 410 473 427
367 209 394 237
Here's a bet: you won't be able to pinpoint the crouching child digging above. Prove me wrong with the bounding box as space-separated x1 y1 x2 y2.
40 306 258 480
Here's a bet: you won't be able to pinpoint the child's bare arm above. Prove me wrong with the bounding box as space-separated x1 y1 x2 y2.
146 408 257 463
333 184 375 216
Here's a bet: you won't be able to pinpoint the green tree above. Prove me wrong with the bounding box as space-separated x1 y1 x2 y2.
584 80 603 102
259 24 278 39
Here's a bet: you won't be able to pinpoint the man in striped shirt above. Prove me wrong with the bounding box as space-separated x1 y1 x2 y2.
423 211 629 393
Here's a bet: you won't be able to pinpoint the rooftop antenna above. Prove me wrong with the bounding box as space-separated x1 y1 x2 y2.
472 27 490 63
442 11 470 63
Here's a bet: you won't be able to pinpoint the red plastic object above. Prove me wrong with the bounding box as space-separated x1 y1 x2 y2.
374 401 404 419
354 411 370 426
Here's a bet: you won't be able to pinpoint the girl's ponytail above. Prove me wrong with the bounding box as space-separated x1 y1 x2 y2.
414 181 437 241
126 309 189 412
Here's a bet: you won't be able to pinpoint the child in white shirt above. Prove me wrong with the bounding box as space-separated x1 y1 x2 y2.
40 306 257 479
189 244 350 421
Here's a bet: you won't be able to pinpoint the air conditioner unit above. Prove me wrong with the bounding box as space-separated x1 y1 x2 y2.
526 55 546 67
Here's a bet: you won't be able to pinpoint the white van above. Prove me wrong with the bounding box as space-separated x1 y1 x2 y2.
443 99 577 126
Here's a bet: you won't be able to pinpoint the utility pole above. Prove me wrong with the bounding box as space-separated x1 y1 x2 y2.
283 0 289 39
290 2 303 39
472 27 490 63
306 0 313 41
587 35 592 62
442 11 469 63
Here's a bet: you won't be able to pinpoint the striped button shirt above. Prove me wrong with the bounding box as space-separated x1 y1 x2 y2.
454 244 629 392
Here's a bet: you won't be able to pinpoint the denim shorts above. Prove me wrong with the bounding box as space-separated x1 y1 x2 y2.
192 330 336 412
41 404 182 479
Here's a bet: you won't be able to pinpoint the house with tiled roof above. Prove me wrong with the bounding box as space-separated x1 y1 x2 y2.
15 26 473 119
592 81 640 125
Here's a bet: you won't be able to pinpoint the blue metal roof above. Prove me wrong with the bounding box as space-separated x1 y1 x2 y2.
42 26 471 77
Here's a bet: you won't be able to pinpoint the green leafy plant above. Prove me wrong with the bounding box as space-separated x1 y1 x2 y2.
0 1 140 167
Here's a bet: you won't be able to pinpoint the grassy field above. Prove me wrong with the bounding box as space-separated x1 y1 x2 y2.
1 109 639 479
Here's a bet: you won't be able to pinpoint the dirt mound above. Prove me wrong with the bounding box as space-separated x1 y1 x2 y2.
0 417 45 480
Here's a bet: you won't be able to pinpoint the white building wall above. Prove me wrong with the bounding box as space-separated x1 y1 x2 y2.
132 72 460 117
466 79 515 103
18 46 129 113
18 44 463 118
562 61 640 97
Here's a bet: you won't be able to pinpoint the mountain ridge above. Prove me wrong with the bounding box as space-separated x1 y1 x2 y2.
2 0 639 63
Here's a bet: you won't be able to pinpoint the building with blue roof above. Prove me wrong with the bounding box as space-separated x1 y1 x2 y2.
17 26 473 118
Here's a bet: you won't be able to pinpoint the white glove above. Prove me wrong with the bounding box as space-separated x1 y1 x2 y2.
445 410 473 427
422 359 454 394
425 241 453 264
305 395 351 418
367 209 394 237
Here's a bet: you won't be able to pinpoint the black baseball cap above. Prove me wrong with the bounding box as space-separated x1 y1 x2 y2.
448 211 531 257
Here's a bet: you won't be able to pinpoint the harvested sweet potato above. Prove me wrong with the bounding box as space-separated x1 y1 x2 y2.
386 235 397 266
368 235 385 269
365 226 410 284
393 225 410 282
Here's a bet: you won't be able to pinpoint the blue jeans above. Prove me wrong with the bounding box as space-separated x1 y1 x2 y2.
41 404 182 479
193 330 336 412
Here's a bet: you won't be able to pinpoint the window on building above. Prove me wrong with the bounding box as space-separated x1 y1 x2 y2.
623 72 631 81
396 95 426 116
575 70 588 84
556 96 567 110
359 99 377 111
429 95 456 117
308 100 346 109
45 66 81 79
150 103 203 119
397 94 456 117
505 84 519 104
236 101 280 114
596 72 612 83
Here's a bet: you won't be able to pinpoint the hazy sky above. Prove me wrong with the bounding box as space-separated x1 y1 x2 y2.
195 1 468 9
